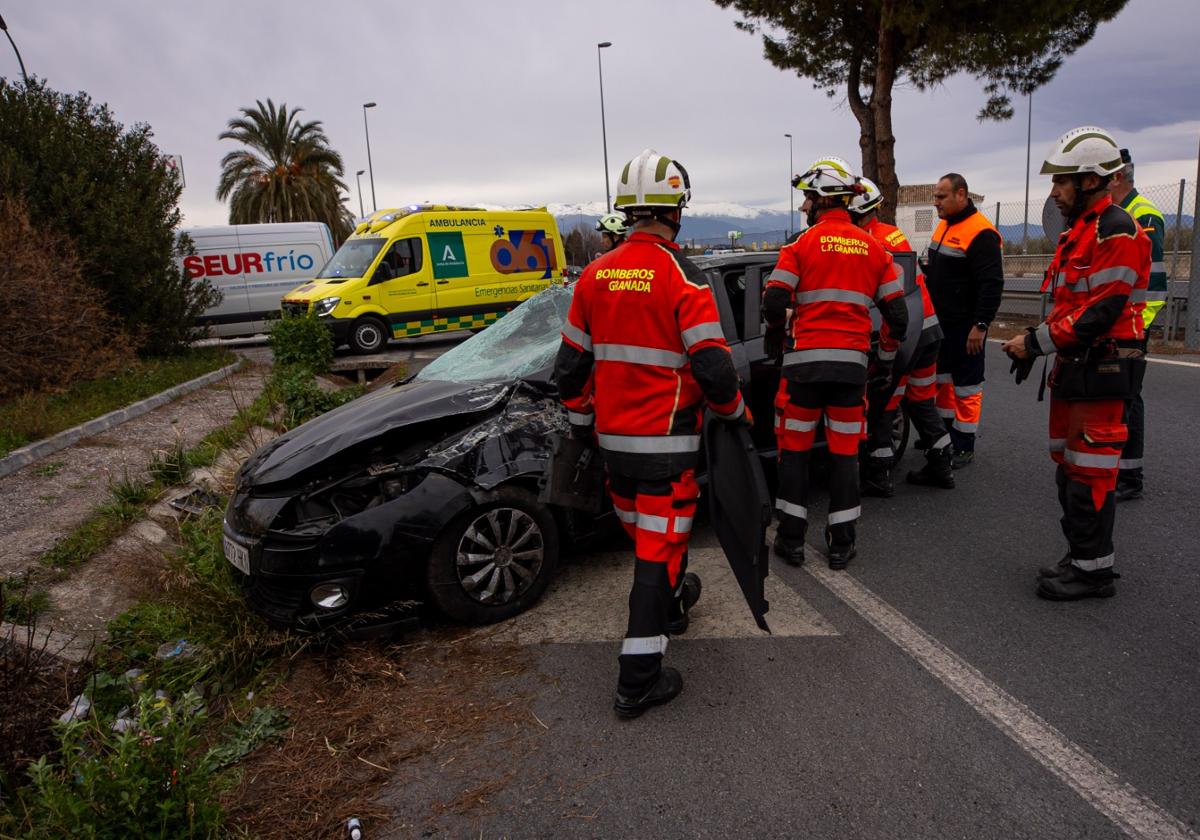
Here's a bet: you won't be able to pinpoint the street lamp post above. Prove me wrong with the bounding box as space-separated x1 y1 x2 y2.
597 42 613 211
1022 91 1032 252
0 14 29 85
784 133 794 239
355 170 366 218
362 102 378 212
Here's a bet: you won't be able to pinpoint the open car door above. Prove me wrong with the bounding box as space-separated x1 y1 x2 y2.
703 410 772 633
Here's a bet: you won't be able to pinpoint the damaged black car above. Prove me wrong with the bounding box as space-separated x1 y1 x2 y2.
224 251 921 630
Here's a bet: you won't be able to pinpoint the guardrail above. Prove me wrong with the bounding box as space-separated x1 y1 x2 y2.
1002 252 1193 280
999 275 1191 341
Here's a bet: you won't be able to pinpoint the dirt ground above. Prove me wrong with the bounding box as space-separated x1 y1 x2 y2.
0 367 266 581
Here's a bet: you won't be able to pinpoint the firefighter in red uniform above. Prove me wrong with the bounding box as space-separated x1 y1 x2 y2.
849 178 951 496
1002 126 1150 600
764 158 908 568
554 149 747 717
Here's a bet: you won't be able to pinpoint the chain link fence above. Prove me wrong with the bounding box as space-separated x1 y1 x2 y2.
980 179 1195 277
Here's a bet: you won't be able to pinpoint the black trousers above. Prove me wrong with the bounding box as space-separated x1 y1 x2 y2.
1119 392 1145 486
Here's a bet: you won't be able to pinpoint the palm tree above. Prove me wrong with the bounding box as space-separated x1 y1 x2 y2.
217 99 354 242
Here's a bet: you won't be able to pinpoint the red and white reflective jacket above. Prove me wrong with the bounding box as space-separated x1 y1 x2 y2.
764 208 907 383
862 218 941 347
1029 195 1149 357
554 231 744 477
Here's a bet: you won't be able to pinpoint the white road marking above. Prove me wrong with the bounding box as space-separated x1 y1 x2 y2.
488 547 835 645
805 560 1198 840
987 338 1200 368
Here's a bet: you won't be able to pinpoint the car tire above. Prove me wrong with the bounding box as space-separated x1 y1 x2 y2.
425 485 559 624
349 316 389 355
892 402 911 460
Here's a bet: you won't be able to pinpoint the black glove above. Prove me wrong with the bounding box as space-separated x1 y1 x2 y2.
1010 327 1037 385
867 358 894 394
570 423 595 444
763 325 786 362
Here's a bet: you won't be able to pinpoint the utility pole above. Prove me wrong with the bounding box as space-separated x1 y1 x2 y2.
1022 91 1032 252
784 133 794 239
0 14 28 85
1186 133 1200 349
362 103 377 212
597 42 613 211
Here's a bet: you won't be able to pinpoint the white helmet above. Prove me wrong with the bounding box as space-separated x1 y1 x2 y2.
792 156 863 197
613 149 691 212
849 176 884 215
596 212 628 236
1039 126 1124 178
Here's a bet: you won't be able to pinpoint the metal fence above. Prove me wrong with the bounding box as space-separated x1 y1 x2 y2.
983 180 1196 340
979 180 1195 258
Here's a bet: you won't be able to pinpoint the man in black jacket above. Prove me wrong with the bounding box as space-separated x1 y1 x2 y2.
917 174 1004 473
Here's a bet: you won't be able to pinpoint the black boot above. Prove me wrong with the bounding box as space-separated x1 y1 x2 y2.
773 535 806 566
1036 552 1072 579
951 449 975 470
1115 476 1143 502
667 572 702 635
861 457 895 498
1036 565 1118 600
906 445 955 489
824 526 856 570
614 666 683 719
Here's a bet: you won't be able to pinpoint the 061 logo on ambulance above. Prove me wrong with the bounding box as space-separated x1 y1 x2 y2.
490 229 558 279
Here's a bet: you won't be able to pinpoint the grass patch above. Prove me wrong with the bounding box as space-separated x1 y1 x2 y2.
149 440 192 486
1 576 51 623
0 347 235 457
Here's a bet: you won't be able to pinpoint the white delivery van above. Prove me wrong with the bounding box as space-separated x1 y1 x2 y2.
180 222 335 337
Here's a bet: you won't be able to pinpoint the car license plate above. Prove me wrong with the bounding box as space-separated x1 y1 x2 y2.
223 535 251 574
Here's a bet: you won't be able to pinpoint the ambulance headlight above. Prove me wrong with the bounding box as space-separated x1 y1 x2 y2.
313 296 340 317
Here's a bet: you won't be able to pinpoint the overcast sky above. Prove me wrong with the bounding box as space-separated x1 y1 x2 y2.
5 0 1198 225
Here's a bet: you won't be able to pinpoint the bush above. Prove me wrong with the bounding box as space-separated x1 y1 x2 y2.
0 198 136 400
18 691 223 839
271 367 362 429
268 311 333 374
0 78 218 356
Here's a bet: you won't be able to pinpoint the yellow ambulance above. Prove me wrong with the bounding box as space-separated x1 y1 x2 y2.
281 204 567 353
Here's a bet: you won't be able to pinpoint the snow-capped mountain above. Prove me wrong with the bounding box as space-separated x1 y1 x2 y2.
550 201 798 242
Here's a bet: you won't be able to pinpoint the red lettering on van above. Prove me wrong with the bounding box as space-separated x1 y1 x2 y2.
242 253 263 274
183 255 204 278
203 255 222 276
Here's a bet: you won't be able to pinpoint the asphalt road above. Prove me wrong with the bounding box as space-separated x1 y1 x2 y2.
382 343 1200 839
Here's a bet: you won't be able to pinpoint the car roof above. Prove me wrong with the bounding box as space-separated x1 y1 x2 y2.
689 251 779 269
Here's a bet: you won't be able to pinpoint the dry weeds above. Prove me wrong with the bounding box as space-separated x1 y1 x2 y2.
221 627 540 839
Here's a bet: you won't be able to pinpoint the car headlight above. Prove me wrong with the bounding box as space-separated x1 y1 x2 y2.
313 296 340 317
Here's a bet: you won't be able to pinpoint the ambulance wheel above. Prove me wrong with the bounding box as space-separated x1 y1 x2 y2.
348 317 389 354
426 486 559 624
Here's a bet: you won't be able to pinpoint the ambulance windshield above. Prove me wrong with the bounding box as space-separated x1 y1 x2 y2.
317 238 387 279
417 285 573 384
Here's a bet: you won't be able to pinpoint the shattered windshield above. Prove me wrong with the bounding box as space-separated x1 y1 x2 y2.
417 285 573 384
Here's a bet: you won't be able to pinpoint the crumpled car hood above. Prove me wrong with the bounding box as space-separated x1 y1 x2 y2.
240 378 511 486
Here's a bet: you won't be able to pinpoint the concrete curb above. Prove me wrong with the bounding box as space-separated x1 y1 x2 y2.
0 361 242 479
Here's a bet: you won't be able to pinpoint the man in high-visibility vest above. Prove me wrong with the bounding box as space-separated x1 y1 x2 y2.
923 174 1004 470
1109 148 1167 501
